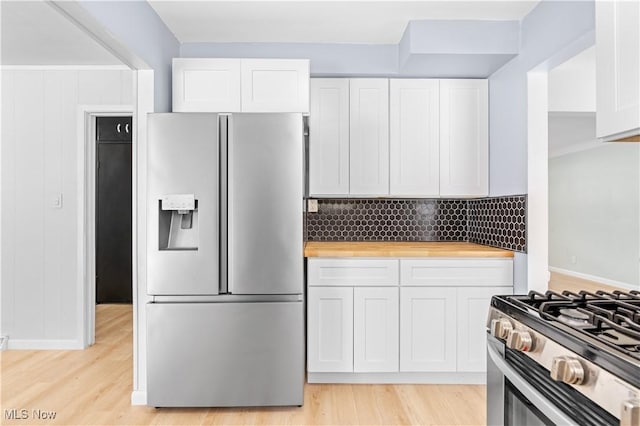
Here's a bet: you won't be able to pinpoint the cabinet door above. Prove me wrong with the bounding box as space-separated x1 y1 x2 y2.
349 79 389 195
172 58 241 112
389 79 440 197
439 79 488 197
457 286 512 372
400 287 456 372
241 59 310 112
596 0 640 140
308 287 353 372
353 287 399 372
309 79 350 195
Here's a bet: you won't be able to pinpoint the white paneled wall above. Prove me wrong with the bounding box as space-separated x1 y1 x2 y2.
1 68 133 348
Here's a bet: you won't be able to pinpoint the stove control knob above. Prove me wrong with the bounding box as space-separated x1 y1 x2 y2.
621 399 640 426
550 356 585 385
506 329 534 352
490 318 513 340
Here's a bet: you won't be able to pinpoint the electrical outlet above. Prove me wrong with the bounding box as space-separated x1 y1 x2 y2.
570 256 577 264
307 199 318 213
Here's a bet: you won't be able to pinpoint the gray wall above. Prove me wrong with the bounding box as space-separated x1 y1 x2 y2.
76 0 179 112
489 0 595 196
487 0 595 290
181 20 519 79
549 145 639 288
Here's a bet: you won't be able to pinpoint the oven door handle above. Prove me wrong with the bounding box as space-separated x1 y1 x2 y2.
487 341 578 426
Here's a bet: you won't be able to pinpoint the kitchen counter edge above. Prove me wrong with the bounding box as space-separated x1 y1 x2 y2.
304 241 514 258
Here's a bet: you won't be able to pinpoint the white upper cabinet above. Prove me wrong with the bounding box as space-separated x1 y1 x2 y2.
389 79 440 197
172 58 309 113
309 79 350 196
349 79 390 195
172 58 241 112
308 77 489 198
240 59 310 113
439 79 488 197
596 0 640 141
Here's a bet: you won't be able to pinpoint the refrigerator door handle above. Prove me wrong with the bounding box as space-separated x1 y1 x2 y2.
219 114 229 295
227 114 235 294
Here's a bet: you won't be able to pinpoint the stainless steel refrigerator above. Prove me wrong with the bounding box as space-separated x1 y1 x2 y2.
146 113 304 407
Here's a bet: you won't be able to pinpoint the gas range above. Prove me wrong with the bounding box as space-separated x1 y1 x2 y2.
487 289 640 425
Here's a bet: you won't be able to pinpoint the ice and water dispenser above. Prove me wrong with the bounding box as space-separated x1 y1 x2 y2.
158 194 198 250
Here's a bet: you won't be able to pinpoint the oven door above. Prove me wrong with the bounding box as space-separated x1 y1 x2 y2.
487 334 617 426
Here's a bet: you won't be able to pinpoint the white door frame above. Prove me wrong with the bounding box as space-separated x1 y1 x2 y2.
78 105 133 347
526 31 595 292
47 1 156 405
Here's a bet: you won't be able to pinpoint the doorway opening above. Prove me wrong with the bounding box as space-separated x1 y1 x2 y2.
546 48 639 292
525 31 595 293
80 107 133 347
95 116 133 304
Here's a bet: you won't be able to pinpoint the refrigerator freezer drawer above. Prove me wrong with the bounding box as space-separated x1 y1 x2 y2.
146 301 304 407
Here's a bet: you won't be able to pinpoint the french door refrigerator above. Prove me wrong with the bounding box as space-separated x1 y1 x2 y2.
146 113 304 407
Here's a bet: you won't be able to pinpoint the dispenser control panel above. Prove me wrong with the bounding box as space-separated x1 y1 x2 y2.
161 194 195 211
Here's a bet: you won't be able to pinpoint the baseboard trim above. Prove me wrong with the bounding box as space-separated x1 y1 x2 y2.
549 267 638 291
131 390 147 406
7 339 84 350
307 372 485 384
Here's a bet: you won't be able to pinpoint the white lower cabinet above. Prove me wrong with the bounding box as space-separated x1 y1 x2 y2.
399 287 457 372
307 257 513 382
354 287 399 372
456 286 513 372
308 286 353 372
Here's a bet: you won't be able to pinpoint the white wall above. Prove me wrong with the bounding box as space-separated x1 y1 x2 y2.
1 68 133 348
549 144 640 289
548 46 595 113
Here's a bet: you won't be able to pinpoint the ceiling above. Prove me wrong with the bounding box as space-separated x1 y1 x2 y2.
148 1 539 44
1 1 122 66
0 1 539 66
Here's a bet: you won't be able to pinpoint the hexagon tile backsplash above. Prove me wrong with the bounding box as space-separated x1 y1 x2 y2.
468 196 527 252
305 195 527 253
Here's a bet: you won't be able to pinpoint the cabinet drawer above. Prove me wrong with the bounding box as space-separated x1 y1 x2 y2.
400 259 513 286
308 258 399 286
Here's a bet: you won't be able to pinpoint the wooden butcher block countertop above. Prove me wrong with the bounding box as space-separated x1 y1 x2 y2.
304 241 514 258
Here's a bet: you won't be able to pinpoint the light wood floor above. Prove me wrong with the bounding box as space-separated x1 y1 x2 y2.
548 271 630 294
2 304 486 425
3 273 629 425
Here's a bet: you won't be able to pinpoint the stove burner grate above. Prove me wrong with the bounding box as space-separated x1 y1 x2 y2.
508 289 640 359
